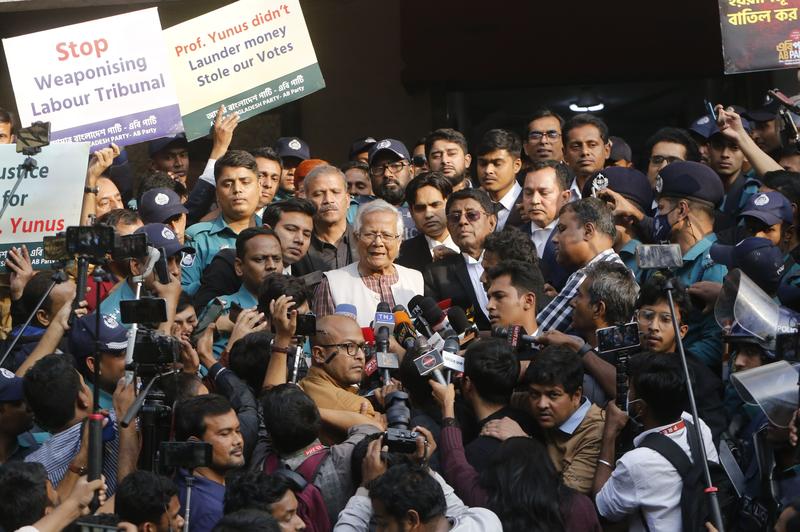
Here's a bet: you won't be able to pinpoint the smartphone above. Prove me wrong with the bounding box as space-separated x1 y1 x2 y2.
43 234 69 261
114 233 147 260
597 322 641 354
154 247 170 284
228 302 243 324
120 297 168 324
193 300 224 344
159 441 212 470
636 244 683 270
66 226 115 256
295 312 317 337
705 99 718 122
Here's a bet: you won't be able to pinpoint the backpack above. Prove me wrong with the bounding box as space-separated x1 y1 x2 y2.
638 420 738 532
265 448 332 532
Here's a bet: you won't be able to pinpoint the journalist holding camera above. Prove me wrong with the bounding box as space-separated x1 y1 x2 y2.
8 87 800 532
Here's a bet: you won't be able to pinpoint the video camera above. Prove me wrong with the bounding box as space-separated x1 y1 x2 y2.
43 227 148 262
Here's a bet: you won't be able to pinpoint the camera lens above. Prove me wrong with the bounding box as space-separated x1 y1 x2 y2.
384 390 411 430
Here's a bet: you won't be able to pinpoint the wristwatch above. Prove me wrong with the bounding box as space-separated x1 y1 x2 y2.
83 186 99 195
68 461 88 475
577 342 595 357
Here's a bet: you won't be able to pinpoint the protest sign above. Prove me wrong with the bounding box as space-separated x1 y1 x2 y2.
3 8 183 151
718 0 800 74
0 143 89 270
163 0 325 141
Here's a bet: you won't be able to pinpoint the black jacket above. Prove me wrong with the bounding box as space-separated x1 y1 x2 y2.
422 254 491 330
397 234 433 273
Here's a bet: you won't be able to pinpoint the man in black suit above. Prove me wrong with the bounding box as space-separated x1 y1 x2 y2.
475 129 524 231
423 188 497 330
397 172 459 272
519 160 574 291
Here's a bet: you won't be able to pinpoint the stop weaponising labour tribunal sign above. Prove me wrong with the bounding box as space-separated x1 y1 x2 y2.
164 0 326 141
3 8 182 150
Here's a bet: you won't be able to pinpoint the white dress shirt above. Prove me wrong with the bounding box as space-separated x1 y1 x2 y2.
494 181 522 231
596 412 719 532
530 219 557 258
463 251 489 319
568 177 583 203
425 233 460 256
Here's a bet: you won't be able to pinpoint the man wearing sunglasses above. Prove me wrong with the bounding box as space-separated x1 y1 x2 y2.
423 188 497 330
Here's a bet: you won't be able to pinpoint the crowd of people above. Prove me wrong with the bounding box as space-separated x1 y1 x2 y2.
1 90 800 532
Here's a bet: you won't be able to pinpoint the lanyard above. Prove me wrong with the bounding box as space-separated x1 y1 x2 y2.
659 420 685 435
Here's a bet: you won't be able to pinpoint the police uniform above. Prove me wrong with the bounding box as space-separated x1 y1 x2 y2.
182 214 260 296
649 161 728 370
582 167 654 283
207 284 259 359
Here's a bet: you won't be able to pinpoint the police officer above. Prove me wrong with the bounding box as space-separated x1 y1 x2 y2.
647 161 727 371
582 167 653 281
273 136 311 201
181 150 261 296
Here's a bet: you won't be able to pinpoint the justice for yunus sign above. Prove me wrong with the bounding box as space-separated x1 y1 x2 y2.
163 0 326 141
3 8 183 150
0 143 89 270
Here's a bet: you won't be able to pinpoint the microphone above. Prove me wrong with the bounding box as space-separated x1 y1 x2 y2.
447 306 473 335
441 337 463 383
374 302 398 383
420 297 457 339
408 295 434 337
393 310 419 352
363 327 378 377
412 347 447 386
491 326 538 352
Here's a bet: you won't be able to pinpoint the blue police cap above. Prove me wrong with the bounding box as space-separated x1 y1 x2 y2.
655 161 725 208
711 237 785 294
582 167 653 214
275 137 310 161
368 139 411 166
739 191 794 227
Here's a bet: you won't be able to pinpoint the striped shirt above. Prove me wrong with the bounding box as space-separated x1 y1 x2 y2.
25 411 120 495
536 248 624 334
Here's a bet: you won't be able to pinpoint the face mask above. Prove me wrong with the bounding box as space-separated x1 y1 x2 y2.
626 394 644 428
651 205 679 243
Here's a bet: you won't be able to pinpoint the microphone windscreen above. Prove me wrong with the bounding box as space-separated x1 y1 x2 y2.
420 297 444 324
446 306 471 333
376 301 391 313
393 311 414 326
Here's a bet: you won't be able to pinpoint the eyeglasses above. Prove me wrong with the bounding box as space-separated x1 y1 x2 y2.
447 210 489 224
358 231 400 243
528 130 561 141
636 309 676 326
411 155 427 167
319 342 367 359
370 161 408 177
649 155 683 166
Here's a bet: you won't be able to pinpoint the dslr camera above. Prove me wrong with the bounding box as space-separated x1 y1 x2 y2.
383 390 419 454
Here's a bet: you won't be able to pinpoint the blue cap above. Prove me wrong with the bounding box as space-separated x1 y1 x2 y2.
139 188 188 225
334 303 358 320
134 223 194 258
582 167 653 214
655 161 725 208
739 191 794 227
744 95 781 123
368 139 411 166
148 133 188 158
688 115 716 139
711 237 786 294
349 137 377 160
0 368 23 402
275 137 310 161
68 313 129 360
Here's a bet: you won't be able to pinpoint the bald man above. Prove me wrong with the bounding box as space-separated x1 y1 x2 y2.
300 314 375 419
